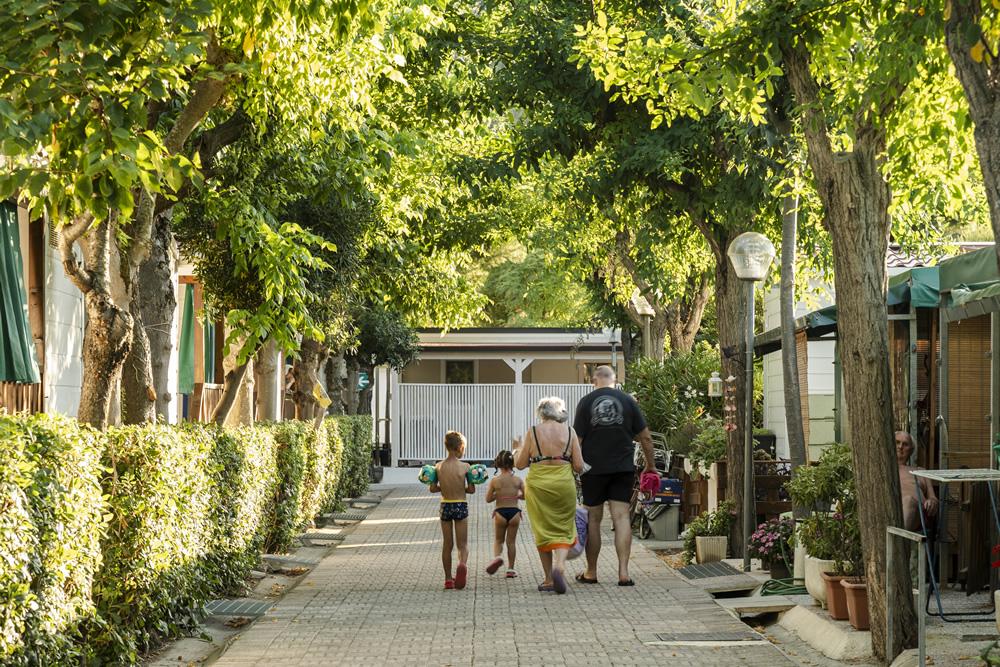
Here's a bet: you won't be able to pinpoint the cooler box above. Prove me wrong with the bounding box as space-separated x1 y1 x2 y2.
652 478 682 505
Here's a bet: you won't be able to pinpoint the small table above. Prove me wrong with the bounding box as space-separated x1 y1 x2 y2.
912 468 1000 622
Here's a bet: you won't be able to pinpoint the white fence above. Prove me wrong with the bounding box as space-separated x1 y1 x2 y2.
397 383 594 462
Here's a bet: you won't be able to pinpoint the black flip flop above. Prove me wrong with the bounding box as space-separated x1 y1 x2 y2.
575 573 599 584
618 579 635 586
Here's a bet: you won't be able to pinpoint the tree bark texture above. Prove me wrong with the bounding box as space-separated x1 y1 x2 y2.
357 364 374 415
325 354 346 416
212 361 251 425
945 1 1000 272
79 290 134 428
121 214 176 423
780 191 809 519
293 337 327 421
256 338 281 421
783 39 917 660
714 250 750 558
345 358 360 416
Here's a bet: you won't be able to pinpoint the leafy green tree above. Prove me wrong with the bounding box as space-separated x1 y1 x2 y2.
574 0 976 656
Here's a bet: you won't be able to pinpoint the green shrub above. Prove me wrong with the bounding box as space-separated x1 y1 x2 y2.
1 415 348 664
263 421 315 553
88 424 220 662
624 343 722 453
785 443 861 574
335 415 372 500
0 414 106 666
688 417 727 473
681 500 736 565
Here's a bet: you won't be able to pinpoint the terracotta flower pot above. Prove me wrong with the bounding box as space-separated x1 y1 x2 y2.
841 578 870 630
820 571 849 620
695 536 728 563
804 554 837 606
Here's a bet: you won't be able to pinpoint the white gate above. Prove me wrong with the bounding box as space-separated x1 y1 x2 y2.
397 383 594 462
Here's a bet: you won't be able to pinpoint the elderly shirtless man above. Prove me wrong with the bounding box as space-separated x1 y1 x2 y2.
896 431 938 531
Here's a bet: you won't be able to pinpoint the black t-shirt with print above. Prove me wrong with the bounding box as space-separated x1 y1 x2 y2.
572 387 647 475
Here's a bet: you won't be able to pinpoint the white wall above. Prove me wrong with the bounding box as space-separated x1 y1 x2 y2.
44 223 84 416
762 283 837 459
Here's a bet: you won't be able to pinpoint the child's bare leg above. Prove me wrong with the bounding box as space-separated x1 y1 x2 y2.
538 549 553 585
440 520 454 579
505 514 521 569
493 514 506 559
455 518 469 565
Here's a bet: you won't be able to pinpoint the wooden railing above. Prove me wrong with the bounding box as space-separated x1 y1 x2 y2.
0 382 44 415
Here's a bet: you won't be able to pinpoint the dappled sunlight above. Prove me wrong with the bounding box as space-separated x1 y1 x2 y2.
336 539 438 549
360 517 438 526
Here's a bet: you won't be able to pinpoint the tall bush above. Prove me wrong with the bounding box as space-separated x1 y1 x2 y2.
624 343 721 452
0 415 354 664
335 415 372 500
0 414 106 666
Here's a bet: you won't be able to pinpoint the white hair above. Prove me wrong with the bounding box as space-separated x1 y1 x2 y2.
536 396 568 423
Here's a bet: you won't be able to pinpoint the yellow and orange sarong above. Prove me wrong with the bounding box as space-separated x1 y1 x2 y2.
525 463 577 552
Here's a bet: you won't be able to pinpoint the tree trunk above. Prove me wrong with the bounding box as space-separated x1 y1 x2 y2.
293 337 326 421
714 250 750 559
256 338 281 421
79 290 134 428
780 191 808 519
212 361 250 425
357 364 375 415
121 215 176 423
783 39 916 660
325 354 346 416
345 358 360 416
664 272 713 354
945 1 1000 271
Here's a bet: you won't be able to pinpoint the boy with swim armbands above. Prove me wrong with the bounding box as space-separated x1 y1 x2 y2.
427 431 475 590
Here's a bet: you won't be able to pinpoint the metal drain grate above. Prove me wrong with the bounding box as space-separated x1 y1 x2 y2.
677 561 742 580
204 599 273 617
653 632 761 643
326 512 368 521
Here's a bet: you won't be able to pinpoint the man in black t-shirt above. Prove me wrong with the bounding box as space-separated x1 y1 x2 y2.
573 365 657 586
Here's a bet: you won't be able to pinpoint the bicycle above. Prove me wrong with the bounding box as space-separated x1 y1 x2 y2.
628 433 671 539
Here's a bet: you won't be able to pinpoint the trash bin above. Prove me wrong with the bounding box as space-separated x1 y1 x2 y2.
645 504 680 541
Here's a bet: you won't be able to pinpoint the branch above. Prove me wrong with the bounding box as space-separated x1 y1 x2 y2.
59 214 95 293
687 205 722 264
128 40 236 269
945 0 994 121
681 271 713 341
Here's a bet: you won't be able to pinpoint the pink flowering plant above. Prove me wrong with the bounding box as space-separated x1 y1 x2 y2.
748 517 794 566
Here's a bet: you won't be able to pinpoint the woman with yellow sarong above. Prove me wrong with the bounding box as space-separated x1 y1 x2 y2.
514 396 584 594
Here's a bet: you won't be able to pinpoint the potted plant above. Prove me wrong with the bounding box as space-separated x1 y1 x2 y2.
748 517 794 579
682 500 736 565
786 444 859 611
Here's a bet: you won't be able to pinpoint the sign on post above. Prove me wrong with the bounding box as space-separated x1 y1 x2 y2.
357 372 370 391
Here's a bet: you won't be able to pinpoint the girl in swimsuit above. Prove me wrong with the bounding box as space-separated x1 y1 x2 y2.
485 450 524 578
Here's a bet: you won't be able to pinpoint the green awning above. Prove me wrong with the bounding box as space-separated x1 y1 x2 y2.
887 267 940 308
0 201 40 383
178 284 195 394
939 245 999 292
754 305 838 355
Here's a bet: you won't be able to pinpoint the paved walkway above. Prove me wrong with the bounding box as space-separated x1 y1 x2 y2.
214 485 798 666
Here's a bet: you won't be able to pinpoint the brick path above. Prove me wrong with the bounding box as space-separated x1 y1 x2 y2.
214 485 798 666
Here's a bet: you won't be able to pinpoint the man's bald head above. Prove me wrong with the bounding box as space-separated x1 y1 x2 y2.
895 431 914 464
592 365 616 387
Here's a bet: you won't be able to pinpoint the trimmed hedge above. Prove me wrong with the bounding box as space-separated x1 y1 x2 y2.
0 414 105 666
335 415 373 500
0 414 368 665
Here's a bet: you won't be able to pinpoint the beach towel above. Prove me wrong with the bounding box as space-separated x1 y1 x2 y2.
525 463 577 552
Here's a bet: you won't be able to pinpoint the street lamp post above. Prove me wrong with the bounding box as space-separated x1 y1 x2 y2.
726 231 775 572
631 290 656 358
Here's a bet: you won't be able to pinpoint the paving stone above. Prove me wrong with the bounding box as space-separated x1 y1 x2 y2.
213 483 801 666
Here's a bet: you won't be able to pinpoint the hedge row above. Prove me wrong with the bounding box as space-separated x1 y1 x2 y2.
0 413 371 665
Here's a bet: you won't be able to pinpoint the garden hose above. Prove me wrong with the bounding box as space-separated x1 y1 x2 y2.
761 577 807 596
